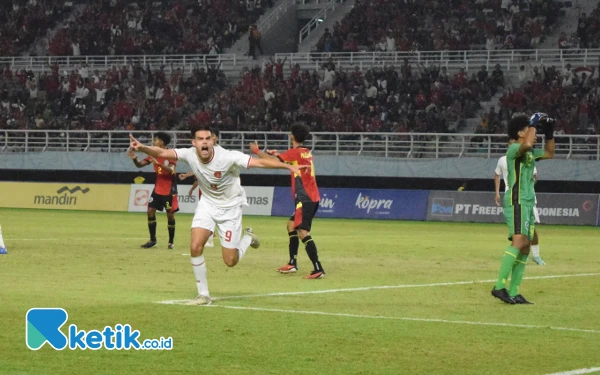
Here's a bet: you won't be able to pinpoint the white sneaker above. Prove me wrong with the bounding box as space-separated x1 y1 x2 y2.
205 236 214 248
186 295 212 306
244 228 260 249
532 256 546 265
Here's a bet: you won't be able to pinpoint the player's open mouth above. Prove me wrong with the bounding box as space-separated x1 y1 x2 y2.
201 146 208 151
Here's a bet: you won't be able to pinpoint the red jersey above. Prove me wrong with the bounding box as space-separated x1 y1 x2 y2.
145 156 177 195
277 147 320 202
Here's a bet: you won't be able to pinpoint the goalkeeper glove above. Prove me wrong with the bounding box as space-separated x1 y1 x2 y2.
530 112 555 140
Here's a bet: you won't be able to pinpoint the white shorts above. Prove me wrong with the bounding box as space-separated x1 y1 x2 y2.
533 205 540 224
191 198 243 249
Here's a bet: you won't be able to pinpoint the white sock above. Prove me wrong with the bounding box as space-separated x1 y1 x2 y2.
531 245 540 258
0 225 5 248
237 235 252 262
190 256 209 297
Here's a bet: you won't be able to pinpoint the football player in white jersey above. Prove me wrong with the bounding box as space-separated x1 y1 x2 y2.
129 124 307 305
177 130 224 248
495 154 545 265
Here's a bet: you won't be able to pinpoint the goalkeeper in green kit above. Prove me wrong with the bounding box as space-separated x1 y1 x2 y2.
491 113 555 305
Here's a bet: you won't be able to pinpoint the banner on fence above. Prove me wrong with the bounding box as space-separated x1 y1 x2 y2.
427 191 599 226
272 187 429 220
127 185 274 215
0 182 129 211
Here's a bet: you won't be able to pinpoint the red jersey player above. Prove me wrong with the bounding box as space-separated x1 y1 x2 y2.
251 123 325 279
128 132 178 249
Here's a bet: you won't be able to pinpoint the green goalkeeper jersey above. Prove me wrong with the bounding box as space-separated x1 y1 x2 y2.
503 143 545 207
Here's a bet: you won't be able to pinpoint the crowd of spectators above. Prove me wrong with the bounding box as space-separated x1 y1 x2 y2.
314 0 563 53
2 57 508 134
200 58 506 133
48 0 271 56
1 0 598 138
572 3 600 49
0 0 75 56
0 60 227 131
3 56 599 137
496 61 600 136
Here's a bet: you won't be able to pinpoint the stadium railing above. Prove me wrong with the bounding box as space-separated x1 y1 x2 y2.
298 4 337 44
258 0 296 34
1 130 598 160
276 49 600 72
0 54 241 73
3 49 599 74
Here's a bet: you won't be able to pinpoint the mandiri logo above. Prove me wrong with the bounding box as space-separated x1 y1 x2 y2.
26 308 173 351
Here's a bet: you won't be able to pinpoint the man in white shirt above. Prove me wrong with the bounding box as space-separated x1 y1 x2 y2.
95 83 107 105
495 154 545 265
263 88 275 103
320 67 335 89
72 41 80 56
78 63 89 81
129 125 307 305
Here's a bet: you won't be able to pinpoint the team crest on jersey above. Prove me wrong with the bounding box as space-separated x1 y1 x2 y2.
214 171 222 178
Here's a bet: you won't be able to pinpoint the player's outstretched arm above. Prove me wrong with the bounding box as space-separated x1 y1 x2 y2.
178 171 195 180
248 156 307 174
127 149 150 168
249 142 279 159
129 134 177 160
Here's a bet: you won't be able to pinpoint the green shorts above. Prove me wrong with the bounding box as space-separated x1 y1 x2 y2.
504 204 535 241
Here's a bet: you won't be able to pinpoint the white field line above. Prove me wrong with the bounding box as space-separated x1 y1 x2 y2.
199 272 600 301
190 304 600 335
7 234 416 241
542 368 600 375
10 237 150 241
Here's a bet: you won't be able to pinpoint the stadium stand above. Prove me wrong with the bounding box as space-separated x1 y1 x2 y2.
0 0 74 56
48 0 270 56
313 0 563 53
0 55 504 133
1 0 597 140
0 61 226 131
498 62 599 136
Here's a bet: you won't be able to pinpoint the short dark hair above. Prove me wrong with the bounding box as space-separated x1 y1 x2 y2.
211 128 220 139
154 132 171 146
507 115 530 141
290 123 310 143
190 124 212 138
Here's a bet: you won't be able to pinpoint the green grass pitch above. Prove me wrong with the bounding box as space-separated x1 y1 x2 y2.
0 209 599 375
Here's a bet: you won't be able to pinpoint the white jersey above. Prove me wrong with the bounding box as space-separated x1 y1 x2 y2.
495 156 510 192
174 146 251 208
496 155 537 202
